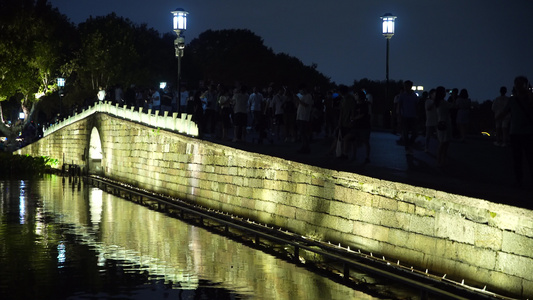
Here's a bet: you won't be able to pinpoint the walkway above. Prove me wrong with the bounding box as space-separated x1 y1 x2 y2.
204 129 533 210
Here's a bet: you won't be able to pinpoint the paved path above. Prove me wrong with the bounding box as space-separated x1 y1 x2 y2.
204 129 533 210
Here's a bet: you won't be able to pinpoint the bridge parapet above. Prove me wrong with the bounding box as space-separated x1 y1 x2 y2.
44 101 198 138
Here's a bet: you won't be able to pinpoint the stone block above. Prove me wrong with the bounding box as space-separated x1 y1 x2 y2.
254 199 272 213
232 176 244 186
435 211 475 244
274 170 289 181
287 218 311 235
275 203 295 219
262 179 280 191
523 278 533 299
375 196 398 211
474 223 503 250
377 209 402 230
386 228 411 249
358 206 382 225
409 214 435 236
381 244 425 268
289 194 318 211
502 230 533 257
496 252 533 280
328 201 355 218
236 186 253 198
353 221 376 240
295 208 325 225
279 181 294 193
477 270 524 298
452 242 497 270
320 214 353 233
409 233 437 254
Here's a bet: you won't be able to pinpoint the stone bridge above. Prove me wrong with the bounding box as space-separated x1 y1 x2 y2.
16 102 533 299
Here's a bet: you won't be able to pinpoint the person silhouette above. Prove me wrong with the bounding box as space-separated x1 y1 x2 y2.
455 89 471 142
435 86 452 167
499 76 533 187
492 86 510 147
424 89 438 153
398 80 419 155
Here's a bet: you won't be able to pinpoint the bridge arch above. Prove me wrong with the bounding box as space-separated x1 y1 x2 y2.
88 127 104 175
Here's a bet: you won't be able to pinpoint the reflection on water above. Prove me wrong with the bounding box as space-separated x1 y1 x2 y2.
0 175 378 299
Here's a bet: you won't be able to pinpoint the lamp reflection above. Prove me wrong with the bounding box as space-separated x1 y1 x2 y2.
19 180 26 224
89 187 103 228
57 241 66 267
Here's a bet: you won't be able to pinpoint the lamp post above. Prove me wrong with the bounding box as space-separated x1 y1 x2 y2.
381 13 396 86
171 8 188 113
381 13 396 129
57 77 65 117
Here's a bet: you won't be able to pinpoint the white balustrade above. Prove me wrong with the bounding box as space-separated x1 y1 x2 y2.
43 102 198 138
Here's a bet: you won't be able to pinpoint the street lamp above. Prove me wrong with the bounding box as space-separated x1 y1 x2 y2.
171 8 188 113
381 13 396 84
57 77 65 117
381 13 396 129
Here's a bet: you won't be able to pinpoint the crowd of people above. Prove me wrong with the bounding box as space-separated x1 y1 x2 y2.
92 76 532 188
395 77 533 187
177 82 374 159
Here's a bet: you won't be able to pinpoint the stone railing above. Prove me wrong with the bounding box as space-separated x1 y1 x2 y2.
43 101 198 138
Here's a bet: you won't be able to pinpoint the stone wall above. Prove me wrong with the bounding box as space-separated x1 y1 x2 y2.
18 113 533 298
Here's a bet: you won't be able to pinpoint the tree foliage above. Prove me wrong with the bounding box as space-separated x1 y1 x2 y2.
76 13 139 91
72 14 175 97
0 0 75 103
185 29 331 90
0 0 76 138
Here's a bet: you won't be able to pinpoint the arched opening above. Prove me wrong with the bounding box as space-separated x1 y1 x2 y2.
88 127 104 175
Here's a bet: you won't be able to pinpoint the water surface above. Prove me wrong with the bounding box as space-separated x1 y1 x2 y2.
0 176 379 299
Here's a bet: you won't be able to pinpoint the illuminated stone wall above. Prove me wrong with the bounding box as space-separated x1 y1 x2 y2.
17 116 90 168
17 113 533 298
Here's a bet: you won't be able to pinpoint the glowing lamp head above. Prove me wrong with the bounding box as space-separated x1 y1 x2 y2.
57 77 65 88
172 8 188 32
381 13 397 39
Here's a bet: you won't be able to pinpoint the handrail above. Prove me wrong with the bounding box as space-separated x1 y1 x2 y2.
43 101 198 137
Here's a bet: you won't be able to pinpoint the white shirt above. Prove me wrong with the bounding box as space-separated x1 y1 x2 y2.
97 90 106 101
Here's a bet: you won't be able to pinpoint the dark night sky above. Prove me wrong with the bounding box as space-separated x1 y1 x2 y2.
48 0 533 102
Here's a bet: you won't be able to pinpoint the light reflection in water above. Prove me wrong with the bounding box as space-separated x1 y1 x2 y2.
57 241 66 267
89 188 103 228
19 180 26 224
35 176 376 300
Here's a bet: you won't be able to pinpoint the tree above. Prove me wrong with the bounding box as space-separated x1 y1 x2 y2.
0 0 75 139
75 13 140 92
185 29 331 90
73 14 175 99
